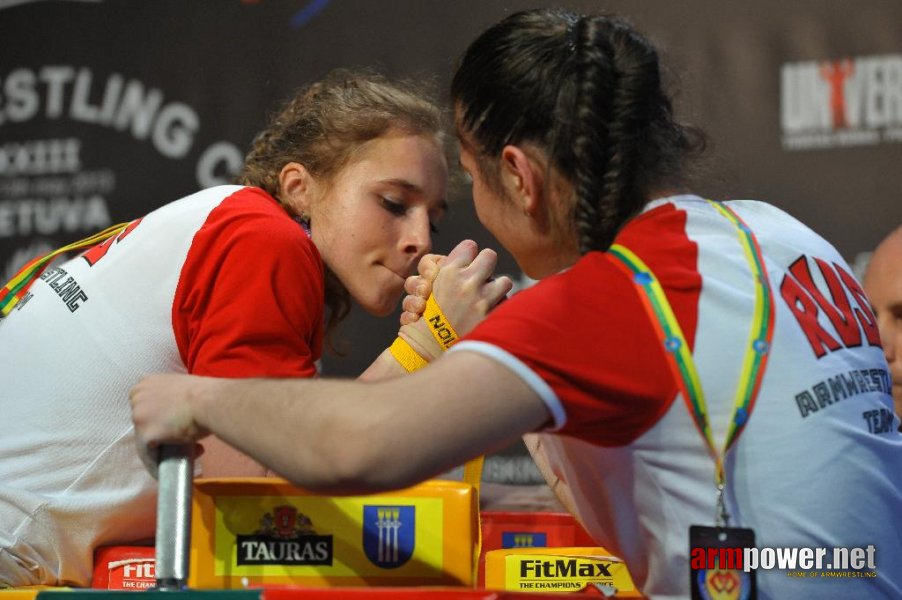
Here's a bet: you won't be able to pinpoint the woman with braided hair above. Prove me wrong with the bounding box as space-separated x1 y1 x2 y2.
130 10 902 598
0 69 512 587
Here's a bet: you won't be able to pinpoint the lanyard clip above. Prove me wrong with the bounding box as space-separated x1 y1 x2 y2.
715 483 731 528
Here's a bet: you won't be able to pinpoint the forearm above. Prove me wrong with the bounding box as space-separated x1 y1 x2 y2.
188 376 430 493
132 353 550 496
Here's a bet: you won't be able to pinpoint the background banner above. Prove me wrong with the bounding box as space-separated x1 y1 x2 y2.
2 0 899 394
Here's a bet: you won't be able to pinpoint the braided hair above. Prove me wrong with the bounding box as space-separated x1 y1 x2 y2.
451 9 703 254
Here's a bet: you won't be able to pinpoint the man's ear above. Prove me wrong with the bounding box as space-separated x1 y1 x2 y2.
499 145 545 218
278 162 316 215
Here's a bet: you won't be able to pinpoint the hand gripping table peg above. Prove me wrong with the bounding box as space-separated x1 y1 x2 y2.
155 444 195 591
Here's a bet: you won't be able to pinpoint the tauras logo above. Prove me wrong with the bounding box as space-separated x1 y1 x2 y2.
780 54 902 149
236 538 331 566
235 505 333 566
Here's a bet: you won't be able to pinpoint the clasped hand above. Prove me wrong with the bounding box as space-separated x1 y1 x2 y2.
397 239 513 359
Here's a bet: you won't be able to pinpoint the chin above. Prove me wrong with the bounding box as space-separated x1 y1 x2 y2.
364 304 395 318
518 260 551 281
356 292 400 318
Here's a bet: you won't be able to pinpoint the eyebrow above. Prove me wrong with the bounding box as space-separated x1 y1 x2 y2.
872 300 902 318
380 178 448 212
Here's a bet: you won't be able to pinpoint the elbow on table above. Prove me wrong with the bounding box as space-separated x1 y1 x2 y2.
281 430 423 496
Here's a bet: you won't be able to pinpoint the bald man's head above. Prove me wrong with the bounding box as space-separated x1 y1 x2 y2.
864 225 902 416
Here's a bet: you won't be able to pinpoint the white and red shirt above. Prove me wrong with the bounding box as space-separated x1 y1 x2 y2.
453 195 902 599
0 185 324 586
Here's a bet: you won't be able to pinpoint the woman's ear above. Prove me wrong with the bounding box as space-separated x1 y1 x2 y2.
499 145 546 218
278 162 316 215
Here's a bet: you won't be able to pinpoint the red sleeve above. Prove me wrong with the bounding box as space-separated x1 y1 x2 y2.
172 188 324 378
461 203 700 446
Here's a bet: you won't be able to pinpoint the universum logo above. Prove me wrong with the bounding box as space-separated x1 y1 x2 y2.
780 54 902 150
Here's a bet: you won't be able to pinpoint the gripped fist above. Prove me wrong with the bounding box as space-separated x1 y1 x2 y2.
129 373 212 477
400 239 479 325
398 240 513 359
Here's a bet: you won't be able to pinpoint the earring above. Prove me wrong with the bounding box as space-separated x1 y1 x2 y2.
296 212 312 238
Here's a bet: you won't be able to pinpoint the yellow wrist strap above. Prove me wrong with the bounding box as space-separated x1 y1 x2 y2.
389 337 429 373
389 301 482 581
424 294 459 351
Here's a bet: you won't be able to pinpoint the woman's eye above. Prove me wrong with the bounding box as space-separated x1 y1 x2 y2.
382 197 406 215
429 222 439 235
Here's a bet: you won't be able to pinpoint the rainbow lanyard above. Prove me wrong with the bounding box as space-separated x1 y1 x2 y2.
0 222 132 319
608 200 775 526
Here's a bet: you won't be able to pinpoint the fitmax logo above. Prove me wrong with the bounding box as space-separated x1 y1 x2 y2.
519 559 613 578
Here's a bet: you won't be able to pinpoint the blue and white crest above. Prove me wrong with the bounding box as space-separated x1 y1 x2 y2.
502 531 547 548
362 505 415 568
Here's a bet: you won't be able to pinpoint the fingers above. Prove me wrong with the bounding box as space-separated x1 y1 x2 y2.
416 240 480 287
135 434 160 479
416 254 444 282
129 374 207 464
401 240 507 334
402 293 427 317
462 248 499 282
402 295 427 315
443 239 478 267
415 238 477 282
443 240 482 270
404 275 429 298
484 275 514 308
400 277 430 325
130 377 160 477
402 240 481 327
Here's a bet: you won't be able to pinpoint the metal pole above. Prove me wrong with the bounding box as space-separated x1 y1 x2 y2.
155 444 194 591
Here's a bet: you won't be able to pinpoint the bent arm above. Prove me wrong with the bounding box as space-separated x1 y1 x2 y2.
174 198 325 477
132 351 550 494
